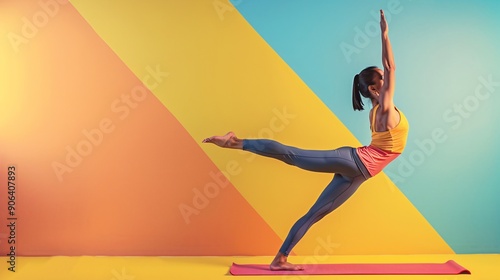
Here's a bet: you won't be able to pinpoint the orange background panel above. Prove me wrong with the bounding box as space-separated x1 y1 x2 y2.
0 0 281 256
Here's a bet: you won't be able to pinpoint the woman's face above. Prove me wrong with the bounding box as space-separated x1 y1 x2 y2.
369 68 384 96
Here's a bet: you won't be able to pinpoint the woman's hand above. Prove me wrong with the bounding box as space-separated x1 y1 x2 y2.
380 9 388 35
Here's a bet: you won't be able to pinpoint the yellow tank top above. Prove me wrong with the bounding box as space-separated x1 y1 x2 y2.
370 104 409 153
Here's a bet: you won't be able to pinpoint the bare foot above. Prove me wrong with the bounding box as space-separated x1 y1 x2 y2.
202 131 242 149
270 261 304 271
269 253 304 271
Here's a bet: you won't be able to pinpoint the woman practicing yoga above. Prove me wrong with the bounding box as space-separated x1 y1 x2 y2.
202 10 408 271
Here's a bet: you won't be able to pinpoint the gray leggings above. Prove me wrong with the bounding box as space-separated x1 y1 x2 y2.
242 139 371 256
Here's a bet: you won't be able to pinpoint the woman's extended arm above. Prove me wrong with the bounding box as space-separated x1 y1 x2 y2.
379 9 396 111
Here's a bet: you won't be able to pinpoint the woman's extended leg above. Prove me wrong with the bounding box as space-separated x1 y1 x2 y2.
203 132 362 177
270 173 367 270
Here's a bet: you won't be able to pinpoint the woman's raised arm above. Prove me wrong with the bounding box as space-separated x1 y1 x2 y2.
379 9 396 112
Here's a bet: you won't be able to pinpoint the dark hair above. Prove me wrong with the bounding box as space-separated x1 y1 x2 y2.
352 66 381 111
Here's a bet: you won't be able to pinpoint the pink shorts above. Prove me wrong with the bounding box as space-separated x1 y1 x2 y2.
356 145 400 176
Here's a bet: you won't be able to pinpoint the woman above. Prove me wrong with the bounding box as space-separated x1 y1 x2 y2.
202 10 408 271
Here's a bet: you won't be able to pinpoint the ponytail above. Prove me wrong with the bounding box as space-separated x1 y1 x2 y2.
352 74 364 111
352 66 379 111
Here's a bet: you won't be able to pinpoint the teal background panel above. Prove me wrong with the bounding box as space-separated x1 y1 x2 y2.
232 0 500 253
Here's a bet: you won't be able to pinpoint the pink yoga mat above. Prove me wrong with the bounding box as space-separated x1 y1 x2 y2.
230 260 471 275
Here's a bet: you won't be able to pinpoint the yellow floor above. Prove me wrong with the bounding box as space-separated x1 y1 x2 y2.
0 254 498 280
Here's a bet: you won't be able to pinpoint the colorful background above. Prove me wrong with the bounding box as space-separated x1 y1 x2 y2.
0 0 498 257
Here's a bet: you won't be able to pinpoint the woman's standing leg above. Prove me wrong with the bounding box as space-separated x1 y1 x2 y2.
270 173 366 270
